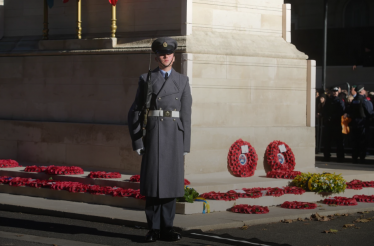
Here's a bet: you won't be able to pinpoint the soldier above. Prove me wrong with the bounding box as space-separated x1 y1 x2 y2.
128 37 192 242
347 85 374 163
322 86 345 162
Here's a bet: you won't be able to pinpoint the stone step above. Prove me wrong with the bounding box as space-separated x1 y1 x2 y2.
1 165 374 214
0 184 203 215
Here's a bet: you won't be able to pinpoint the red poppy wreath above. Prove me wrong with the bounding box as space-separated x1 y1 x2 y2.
323 196 358 206
266 140 296 171
227 139 258 177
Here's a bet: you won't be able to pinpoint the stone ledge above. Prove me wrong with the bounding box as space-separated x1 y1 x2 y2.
39 38 118 50
0 31 307 60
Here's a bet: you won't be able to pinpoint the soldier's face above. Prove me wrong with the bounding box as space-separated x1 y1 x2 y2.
332 91 338 97
156 53 175 68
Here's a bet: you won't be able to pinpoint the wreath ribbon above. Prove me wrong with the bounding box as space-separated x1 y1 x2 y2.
194 197 211 214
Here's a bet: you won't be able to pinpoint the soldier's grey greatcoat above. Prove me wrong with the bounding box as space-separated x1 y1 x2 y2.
128 67 192 199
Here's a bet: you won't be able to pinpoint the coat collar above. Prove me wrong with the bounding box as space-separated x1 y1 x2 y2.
151 67 180 97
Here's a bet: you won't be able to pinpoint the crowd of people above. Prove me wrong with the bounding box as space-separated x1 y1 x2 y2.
316 85 374 164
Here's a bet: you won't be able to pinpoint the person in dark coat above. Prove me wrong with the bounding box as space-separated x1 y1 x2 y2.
346 85 374 163
322 86 345 162
128 37 192 242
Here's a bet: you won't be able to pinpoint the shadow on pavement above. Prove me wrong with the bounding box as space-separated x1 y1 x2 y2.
0 215 146 244
184 229 291 246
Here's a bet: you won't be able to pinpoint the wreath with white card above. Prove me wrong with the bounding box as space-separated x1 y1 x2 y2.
227 139 258 177
265 140 296 171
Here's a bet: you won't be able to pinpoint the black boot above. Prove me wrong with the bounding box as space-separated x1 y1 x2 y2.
161 228 182 241
145 229 160 242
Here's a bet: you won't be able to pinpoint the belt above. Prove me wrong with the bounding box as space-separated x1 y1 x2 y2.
148 110 180 118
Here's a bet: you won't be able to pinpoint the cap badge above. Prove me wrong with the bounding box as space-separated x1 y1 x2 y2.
163 42 168 48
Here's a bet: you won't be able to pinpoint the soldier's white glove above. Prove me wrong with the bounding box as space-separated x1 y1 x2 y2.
184 152 188 156
136 149 144 156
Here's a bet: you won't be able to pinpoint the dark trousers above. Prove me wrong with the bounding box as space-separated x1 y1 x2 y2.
351 126 370 161
323 125 344 160
145 197 176 231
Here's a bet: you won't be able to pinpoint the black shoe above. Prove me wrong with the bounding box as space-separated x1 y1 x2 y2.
145 229 160 242
353 159 358 164
337 158 345 163
160 228 182 241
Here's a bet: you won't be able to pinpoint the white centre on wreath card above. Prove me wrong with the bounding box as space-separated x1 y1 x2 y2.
234 190 247 194
278 144 287 153
241 145 249 154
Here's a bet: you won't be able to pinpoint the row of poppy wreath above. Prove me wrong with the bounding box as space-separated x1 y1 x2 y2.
228 139 297 178
281 201 317 209
266 171 301 179
24 165 122 179
0 176 145 200
0 160 20 168
129 175 191 186
9 164 191 183
232 201 317 214
323 196 374 205
200 187 306 201
323 196 358 206
24 165 84 175
353 195 374 203
231 205 269 214
346 179 374 190
232 196 374 214
88 171 121 179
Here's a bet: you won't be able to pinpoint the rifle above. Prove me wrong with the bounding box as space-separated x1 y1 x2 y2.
139 51 153 142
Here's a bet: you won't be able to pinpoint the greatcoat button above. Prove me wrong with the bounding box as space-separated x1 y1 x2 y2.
173 119 176 121
159 98 161 100
161 119 163 121
175 98 178 100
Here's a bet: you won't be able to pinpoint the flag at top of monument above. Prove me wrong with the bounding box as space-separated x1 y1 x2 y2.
47 0 118 9
47 0 70 8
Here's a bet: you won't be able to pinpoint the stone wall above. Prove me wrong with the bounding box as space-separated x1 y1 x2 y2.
192 0 283 36
0 54 180 124
0 120 140 173
3 0 182 37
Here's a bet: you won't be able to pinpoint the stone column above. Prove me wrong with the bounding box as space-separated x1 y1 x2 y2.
0 0 4 39
307 60 316 127
282 4 291 43
181 0 192 36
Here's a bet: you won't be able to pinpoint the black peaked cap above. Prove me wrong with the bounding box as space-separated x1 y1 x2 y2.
152 37 178 54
